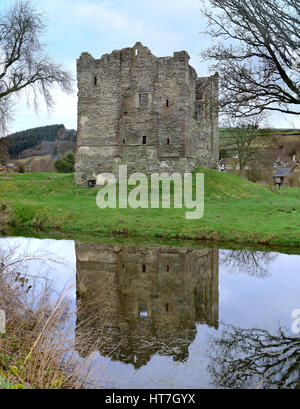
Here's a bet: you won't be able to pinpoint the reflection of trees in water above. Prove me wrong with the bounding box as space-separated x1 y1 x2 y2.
77 306 197 369
137 336 189 356
108 332 196 369
209 324 300 389
220 250 277 278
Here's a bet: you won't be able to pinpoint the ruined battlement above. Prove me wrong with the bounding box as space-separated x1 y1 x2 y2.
75 42 219 185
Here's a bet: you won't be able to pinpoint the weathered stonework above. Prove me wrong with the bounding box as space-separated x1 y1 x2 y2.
75 42 219 185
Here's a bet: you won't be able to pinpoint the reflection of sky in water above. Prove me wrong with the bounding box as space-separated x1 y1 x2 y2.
0 236 75 295
0 237 299 389
219 251 300 333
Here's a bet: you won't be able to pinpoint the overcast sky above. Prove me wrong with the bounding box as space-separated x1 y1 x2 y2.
1 0 299 133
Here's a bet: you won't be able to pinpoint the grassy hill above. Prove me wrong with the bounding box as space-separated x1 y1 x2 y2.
220 127 300 153
220 127 300 142
1 169 300 249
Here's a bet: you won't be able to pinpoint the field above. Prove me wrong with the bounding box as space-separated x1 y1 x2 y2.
220 127 300 152
15 155 55 172
1 169 300 249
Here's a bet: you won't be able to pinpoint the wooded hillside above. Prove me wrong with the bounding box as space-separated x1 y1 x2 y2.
2 124 76 160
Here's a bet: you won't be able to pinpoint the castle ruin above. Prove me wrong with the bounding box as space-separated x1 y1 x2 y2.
75 42 219 185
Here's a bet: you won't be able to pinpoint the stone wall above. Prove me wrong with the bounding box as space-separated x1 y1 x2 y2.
75 42 219 185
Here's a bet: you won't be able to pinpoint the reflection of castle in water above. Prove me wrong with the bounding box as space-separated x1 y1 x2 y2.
75 242 219 369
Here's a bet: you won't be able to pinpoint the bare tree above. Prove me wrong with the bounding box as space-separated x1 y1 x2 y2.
0 96 13 136
222 115 268 176
201 0 300 117
0 137 9 164
0 1 73 135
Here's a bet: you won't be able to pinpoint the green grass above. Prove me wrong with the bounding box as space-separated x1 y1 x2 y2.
1 169 300 249
219 127 300 151
0 351 26 389
0 375 23 389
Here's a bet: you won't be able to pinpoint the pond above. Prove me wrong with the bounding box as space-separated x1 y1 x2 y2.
0 236 299 389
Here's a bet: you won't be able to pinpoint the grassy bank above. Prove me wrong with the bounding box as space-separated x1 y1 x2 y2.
1 169 300 248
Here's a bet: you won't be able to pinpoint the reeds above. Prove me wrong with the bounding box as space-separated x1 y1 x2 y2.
0 244 104 389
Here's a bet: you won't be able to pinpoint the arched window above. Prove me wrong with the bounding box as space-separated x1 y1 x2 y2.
142 136 147 145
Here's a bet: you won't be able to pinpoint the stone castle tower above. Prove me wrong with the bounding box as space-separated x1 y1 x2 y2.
75 42 219 185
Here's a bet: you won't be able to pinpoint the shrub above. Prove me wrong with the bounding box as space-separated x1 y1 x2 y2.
246 166 264 183
219 148 229 160
17 164 25 173
54 152 75 173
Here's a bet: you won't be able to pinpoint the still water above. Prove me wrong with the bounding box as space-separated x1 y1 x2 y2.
0 236 299 389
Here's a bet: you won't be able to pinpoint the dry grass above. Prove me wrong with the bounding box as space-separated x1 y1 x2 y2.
287 173 300 188
0 245 104 389
16 155 55 173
